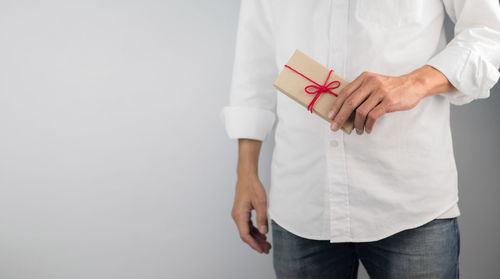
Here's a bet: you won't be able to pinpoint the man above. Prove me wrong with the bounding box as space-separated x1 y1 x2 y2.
221 0 500 278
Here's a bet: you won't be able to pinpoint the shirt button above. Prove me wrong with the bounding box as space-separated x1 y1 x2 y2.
329 140 339 147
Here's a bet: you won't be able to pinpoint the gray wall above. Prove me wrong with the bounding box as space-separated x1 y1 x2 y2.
0 1 498 278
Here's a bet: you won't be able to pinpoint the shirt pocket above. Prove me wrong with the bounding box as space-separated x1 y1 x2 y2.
354 0 423 27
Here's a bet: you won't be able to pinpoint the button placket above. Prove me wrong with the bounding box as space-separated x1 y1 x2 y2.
326 0 351 242
329 139 339 147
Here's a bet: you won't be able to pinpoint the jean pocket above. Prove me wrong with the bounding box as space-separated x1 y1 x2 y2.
355 0 423 27
271 219 280 230
271 219 289 233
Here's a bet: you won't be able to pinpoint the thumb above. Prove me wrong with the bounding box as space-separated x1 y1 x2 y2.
255 199 269 235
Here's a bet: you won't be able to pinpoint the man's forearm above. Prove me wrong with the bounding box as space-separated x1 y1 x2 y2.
237 139 262 177
408 65 456 98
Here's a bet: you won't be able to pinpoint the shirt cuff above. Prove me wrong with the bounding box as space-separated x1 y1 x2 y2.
220 106 276 141
425 45 500 106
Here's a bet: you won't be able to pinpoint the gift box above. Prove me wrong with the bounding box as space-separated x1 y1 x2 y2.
273 49 354 134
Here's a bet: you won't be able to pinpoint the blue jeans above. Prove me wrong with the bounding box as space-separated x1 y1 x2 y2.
271 217 460 279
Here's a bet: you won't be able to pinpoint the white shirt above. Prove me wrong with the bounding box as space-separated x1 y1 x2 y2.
221 0 500 242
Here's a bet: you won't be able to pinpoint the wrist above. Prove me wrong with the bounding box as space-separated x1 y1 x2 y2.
408 65 455 99
237 164 259 178
237 138 262 179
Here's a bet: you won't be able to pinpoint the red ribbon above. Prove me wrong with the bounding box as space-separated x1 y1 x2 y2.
284 64 340 113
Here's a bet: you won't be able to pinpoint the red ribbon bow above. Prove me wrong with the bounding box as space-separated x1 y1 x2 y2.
284 64 340 113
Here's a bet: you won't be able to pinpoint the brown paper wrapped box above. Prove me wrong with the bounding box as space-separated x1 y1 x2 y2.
273 49 354 134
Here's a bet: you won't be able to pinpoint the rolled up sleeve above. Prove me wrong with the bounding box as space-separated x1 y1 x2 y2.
425 0 500 106
220 0 277 141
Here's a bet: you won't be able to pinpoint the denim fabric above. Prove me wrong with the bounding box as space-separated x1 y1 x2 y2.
272 217 460 279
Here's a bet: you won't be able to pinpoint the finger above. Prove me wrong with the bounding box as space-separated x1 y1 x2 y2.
250 224 272 254
249 221 267 240
353 92 384 135
328 71 368 120
250 221 272 252
331 80 374 131
233 211 263 253
365 97 391 133
255 238 272 254
254 197 268 235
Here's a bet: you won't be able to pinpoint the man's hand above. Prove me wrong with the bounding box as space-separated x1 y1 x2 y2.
327 65 455 134
232 174 271 254
231 139 272 254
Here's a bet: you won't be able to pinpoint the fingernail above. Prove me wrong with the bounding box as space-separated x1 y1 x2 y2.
356 128 362 135
259 225 267 234
366 128 371 134
331 122 339 131
328 110 335 119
